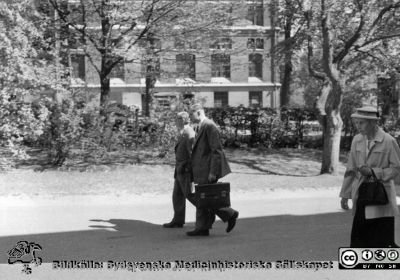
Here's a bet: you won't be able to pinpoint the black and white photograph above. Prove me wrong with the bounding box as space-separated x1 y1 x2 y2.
1 0 400 279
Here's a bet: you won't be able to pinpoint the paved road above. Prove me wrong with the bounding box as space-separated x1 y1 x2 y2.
1 189 400 279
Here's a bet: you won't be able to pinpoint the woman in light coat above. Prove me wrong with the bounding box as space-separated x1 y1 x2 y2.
340 106 400 247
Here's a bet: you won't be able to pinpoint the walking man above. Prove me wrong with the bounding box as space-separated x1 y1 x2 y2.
186 103 239 236
163 112 196 228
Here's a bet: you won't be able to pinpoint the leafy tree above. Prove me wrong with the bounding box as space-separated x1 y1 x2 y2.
297 0 400 174
0 0 62 159
46 0 246 115
273 0 307 106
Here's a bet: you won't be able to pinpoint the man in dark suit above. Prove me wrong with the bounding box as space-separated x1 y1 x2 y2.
186 103 239 236
163 112 196 228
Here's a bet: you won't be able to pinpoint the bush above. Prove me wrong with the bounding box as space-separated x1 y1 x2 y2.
205 106 320 148
17 93 324 167
33 98 85 166
0 96 50 160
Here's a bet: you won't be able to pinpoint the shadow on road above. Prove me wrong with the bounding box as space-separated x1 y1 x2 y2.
0 211 369 263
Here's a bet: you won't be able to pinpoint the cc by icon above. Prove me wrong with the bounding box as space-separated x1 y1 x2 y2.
341 250 358 267
362 250 373 261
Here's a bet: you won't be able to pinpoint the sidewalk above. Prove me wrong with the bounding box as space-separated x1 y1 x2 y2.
1 188 400 280
0 188 379 261
0 188 347 237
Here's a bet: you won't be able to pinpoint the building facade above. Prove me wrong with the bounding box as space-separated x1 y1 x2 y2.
67 0 281 110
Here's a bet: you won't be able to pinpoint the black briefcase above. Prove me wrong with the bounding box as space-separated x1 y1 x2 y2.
195 182 231 209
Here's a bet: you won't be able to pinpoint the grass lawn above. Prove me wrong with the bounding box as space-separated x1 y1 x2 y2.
0 147 349 197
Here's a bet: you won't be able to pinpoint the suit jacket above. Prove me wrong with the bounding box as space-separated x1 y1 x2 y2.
174 125 195 179
340 128 400 219
191 118 231 184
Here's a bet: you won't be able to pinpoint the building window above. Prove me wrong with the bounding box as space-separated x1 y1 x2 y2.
110 59 125 80
141 57 161 79
249 91 262 107
174 37 197 50
210 38 232 50
176 54 196 79
68 34 85 49
211 54 230 78
249 53 263 78
214 92 228 108
68 3 84 25
70 53 85 80
155 97 171 108
247 3 264 26
139 37 161 50
247 38 264 49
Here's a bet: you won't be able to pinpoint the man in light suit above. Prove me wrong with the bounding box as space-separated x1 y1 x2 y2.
186 103 239 236
163 112 196 228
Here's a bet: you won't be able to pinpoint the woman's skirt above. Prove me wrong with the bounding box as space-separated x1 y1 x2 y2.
351 199 397 248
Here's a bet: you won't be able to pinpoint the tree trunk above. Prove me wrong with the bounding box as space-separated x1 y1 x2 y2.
280 61 292 107
143 33 157 117
100 75 110 107
279 0 294 107
320 115 342 174
144 75 153 117
319 75 344 174
320 110 342 174
319 0 344 175
100 11 111 108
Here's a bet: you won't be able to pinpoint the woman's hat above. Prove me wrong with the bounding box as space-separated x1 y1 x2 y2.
351 106 379 120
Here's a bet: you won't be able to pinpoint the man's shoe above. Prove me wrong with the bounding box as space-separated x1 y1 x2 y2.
186 229 209 236
226 211 239 233
163 221 183 228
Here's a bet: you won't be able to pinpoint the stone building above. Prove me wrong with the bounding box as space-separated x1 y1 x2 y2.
61 0 281 110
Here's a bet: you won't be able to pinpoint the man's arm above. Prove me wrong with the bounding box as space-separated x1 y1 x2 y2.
206 123 223 183
184 126 195 173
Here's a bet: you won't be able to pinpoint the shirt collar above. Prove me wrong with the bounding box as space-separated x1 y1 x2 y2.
364 127 385 143
199 117 206 127
372 127 385 143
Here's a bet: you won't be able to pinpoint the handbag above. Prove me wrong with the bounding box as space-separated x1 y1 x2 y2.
194 182 231 209
358 171 389 206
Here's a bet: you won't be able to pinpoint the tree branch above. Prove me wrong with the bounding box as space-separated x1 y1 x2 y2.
48 0 101 52
360 32 400 48
304 10 325 81
333 5 365 64
365 1 400 41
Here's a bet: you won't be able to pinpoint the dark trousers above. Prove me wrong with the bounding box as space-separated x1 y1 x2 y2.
351 199 397 247
196 207 236 230
171 173 196 225
193 179 236 230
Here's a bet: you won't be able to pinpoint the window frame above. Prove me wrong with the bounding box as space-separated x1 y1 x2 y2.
214 91 229 108
70 53 86 80
248 53 263 79
176 53 196 80
247 38 264 50
210 37 232 50
247 3 264 26
249 91 263 108
211 53 231 79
